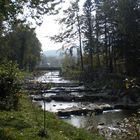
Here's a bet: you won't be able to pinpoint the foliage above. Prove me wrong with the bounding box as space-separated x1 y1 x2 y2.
0 0 63 72
0 61 23 110
51 0 80 44
0 94 105 140
0 24 41 71
95 0 140 76
50 0 84 71
52 0 140 81
0 0 62 35
61 53 82 80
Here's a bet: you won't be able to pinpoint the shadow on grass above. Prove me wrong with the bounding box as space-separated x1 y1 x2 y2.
0 117 31 130
0 129 16 140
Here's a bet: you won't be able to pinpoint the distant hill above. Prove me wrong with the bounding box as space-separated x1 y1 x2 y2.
43 50 62 57
41 49 78 67
42 50 63 67
43 48 78 57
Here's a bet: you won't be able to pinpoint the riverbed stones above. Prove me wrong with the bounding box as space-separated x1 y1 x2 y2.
114 104 140 110
57 103 113 116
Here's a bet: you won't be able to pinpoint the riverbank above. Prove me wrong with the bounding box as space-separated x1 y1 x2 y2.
0 94 105 140
23 71 140 139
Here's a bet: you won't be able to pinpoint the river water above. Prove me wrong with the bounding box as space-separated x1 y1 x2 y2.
36 99 134 128
33 71 136 132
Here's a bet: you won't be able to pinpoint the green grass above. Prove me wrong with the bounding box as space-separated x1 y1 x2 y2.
0 95 105 140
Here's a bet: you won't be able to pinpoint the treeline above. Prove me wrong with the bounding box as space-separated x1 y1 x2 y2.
0 25 41 71
0 0 62 71
52 0 140 79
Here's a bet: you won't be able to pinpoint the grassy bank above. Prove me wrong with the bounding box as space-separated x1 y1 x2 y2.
0 94 104 140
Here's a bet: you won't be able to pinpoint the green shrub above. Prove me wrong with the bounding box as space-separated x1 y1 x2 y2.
0 61 23 110
62 68 82 80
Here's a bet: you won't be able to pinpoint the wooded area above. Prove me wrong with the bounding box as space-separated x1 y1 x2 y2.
0 0 62 70
52 0 140 80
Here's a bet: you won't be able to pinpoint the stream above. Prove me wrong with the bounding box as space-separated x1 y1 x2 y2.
31 71 138 139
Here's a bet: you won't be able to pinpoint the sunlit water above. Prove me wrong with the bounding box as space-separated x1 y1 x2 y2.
35 71 71 83
37 100 78 113
34 71 135 129
36 99 134 128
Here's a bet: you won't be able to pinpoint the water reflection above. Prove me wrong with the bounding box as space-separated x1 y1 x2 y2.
62 115 87 128
62 110 135 128
35 71 71 83
37 100 78 112
36 98 135 128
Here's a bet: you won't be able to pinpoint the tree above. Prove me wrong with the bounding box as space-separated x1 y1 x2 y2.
0 0 62 35
0 0 62 68
94 0 118 73
2 24 41 71
0 61 23 110
117 0 140 76
83 0 95 72
51 0 84 71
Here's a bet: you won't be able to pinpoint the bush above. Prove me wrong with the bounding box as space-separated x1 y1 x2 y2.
62 68 82 80
0 61 23 110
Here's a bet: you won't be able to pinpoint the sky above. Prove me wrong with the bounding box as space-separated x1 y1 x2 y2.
35 1 71 52
35 15 62 51
35 0 84 52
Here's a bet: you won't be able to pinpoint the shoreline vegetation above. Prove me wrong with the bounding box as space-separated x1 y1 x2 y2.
0 94 104 140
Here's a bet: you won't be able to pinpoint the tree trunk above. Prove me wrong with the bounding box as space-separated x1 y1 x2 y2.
108 35 113 73
77 14 84 71
95 19 100 68
87 1 93 72
104 19 108 72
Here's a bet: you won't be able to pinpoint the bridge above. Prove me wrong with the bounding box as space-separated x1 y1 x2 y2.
36 66 62 71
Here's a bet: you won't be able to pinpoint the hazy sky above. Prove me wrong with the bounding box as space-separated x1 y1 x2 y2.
35 1 71 52
36 15 61 51
35 0 84 52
